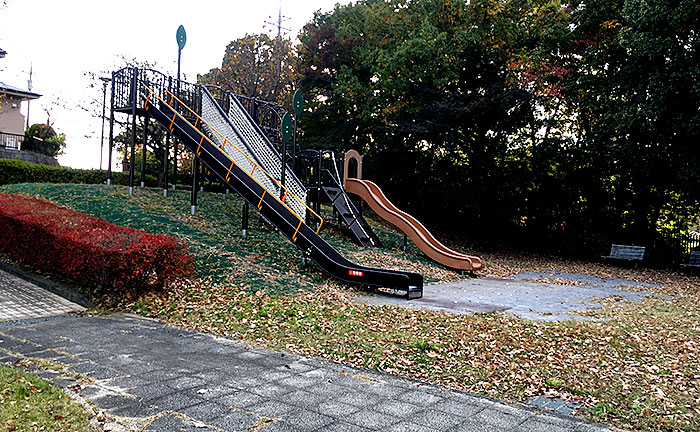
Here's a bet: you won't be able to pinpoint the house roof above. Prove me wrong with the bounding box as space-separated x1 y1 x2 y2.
0 81 41 100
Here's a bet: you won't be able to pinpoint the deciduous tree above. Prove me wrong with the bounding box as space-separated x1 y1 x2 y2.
199 33 295 106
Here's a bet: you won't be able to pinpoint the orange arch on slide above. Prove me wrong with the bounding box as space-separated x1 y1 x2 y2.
343 149 363 188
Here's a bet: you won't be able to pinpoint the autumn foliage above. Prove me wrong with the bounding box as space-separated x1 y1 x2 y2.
297 0 700 264
0 193 193 296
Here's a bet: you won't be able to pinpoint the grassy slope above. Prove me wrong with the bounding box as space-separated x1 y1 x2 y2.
0 183 456 293
0 364 91 431
1 183 699 432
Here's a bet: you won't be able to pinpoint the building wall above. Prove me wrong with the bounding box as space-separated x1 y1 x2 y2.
0 95 27 135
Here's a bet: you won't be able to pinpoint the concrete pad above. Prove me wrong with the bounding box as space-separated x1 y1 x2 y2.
356 271 660 321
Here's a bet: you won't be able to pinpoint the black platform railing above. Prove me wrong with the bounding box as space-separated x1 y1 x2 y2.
113 67 136 110
114 68 201 115
114 68 287 142
205 85 286 145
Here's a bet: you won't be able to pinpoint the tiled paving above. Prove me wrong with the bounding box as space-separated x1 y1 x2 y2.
0 268 85 321
0 314 617 431
0 267 620 431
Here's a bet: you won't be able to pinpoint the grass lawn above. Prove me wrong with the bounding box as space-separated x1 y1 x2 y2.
2 183 699 432
0 364 91 431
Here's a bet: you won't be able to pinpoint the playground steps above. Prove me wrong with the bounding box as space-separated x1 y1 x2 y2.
322 186 383 248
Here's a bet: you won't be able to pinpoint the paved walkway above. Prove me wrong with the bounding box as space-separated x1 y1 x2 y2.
0 268 85 321
0 269 617 431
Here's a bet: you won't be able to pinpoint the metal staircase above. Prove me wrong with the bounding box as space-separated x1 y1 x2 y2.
205 85 307 220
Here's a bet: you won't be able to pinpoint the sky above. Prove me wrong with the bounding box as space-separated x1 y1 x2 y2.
0 0 350 169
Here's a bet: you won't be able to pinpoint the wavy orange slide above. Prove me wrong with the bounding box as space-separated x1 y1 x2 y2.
345 178 482 271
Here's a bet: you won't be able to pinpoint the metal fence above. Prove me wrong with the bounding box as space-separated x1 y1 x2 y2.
0 131 24 150
651 231 700 267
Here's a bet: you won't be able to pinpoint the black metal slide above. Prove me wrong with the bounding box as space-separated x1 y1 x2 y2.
322 186 383 248
141 84 423 299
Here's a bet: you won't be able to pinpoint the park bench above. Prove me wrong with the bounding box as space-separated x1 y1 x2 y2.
681 250 700 273
601 244 645 268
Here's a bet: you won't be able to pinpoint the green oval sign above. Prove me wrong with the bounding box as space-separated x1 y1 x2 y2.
281 112 293 143
293 89 303 116
176 25 187 51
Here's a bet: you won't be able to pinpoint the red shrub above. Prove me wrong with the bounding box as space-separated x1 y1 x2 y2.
0 193 193 296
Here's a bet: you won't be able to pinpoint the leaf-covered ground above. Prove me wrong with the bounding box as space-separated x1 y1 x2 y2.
2 183 699 432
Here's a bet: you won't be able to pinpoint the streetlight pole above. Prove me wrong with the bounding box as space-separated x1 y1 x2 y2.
99 77 110 170
107 71 115 186
26 64 33 130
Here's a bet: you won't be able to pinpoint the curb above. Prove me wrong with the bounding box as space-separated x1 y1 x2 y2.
0 261 93 309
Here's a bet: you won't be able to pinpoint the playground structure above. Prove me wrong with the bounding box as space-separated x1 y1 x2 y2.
105 67 483 297
107 68 423 299
342 150 483 272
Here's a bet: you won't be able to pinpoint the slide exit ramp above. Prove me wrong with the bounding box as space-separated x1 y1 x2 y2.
118 68 423 299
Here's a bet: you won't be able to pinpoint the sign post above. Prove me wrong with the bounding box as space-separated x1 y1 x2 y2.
176 25 186 77
280 112 293 196
174 25 186 191
292 89 303 167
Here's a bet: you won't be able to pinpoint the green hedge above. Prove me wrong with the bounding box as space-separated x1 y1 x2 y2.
0 159 157 187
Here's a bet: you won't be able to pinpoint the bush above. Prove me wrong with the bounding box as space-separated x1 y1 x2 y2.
20 136 65 158
0 159 157 187
0 193 193 297
22 124 66 157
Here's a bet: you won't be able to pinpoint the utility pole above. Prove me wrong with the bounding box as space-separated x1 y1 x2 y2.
26 64 33 130
275 8 282 96
264 3 290 102
264 4 290 44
